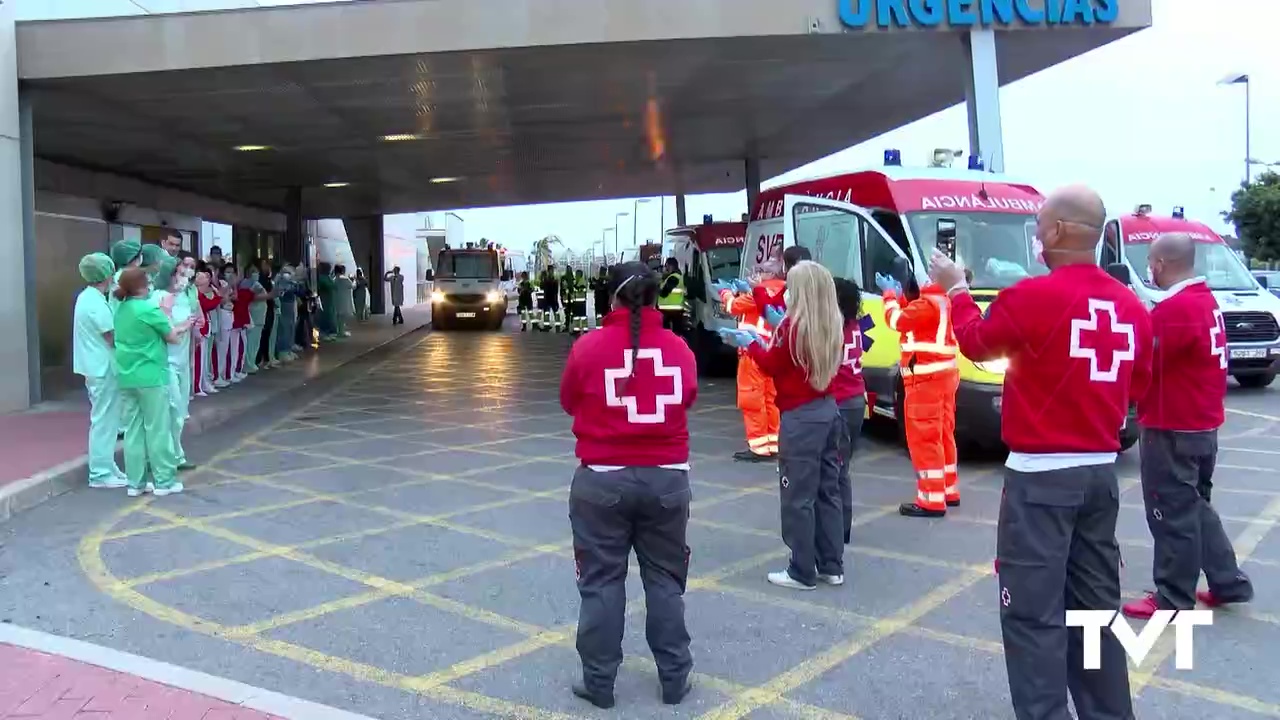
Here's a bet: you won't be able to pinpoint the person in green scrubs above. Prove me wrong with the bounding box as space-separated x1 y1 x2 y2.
240 262 272 373
74 252 127 489
113 267 194 497
108 239 144 312
155 257 199 472
140 243 169 297
316 262 338 341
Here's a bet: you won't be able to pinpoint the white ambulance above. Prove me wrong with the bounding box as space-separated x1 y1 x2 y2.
1100 206 1280 388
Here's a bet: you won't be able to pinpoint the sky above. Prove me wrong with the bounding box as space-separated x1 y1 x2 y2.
15 0 1278 253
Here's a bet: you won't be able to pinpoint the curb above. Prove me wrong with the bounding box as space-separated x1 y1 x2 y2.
0 623 378 720
0 320 430 523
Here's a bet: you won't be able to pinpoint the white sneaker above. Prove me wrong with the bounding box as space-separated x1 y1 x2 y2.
196 391 209 398
767 571 816 591
214 380 230 388
89 478 128 489
817 574 845 586
153 483 184 497
126 483 153 497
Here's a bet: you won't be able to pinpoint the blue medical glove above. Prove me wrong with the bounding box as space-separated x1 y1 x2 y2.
720 329 754 349
763 305 785 329
711 280 734 295
874 273 902 295
732 279 752 293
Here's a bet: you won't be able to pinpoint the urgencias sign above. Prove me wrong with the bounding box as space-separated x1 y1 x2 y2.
838 0 1119 29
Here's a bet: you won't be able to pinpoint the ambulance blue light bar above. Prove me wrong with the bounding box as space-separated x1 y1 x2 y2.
968 155 984 171
884 149 902 166
1172 206 1185 219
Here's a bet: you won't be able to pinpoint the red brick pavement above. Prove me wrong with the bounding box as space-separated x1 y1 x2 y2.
0 644 283 720
0 412 88 489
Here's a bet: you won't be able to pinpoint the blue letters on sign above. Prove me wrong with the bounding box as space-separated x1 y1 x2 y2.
836 0 1119 28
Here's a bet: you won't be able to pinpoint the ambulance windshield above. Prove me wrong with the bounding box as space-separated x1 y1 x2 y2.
1123 241 1256 292
436 251 498 280
705 246 742 283
906 212 1047 289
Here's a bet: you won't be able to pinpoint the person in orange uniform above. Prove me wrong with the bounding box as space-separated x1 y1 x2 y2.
875 258 960 518
714 262 785 462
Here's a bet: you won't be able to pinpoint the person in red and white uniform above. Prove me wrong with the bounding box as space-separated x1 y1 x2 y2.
832 278 867 543
930 185 1151 720
727 260 845 591
715 261 785 461
1123 232 1253 620
559 261 698 710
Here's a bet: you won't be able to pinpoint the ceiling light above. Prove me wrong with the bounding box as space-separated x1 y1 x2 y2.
380 133 423 142
430 177 460 184
233 145 271 152
323 182 350 188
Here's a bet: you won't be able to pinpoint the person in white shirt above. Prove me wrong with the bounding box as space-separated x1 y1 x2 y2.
73 252 127 489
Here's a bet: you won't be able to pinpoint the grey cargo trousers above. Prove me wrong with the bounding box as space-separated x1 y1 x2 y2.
570 465 693 697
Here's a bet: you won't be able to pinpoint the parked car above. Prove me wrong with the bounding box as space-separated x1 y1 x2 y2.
1253 271 1280 299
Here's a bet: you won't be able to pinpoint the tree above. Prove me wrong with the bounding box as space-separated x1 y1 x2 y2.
531 235 563 274
1223 171 1280 261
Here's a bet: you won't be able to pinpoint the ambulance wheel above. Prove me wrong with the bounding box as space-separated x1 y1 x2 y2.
1234 372 1276 389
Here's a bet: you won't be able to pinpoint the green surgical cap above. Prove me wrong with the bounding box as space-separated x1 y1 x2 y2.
109 239 142 268
140 243 168 267
78 253 115 284
156 256 179 288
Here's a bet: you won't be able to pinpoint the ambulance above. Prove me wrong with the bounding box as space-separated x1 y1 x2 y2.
741 152 1139 451
1100 206 1280 388
661 221 747 369
430 244 509 330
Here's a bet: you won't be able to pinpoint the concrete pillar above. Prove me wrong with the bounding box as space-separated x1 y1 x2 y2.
342 216 387 315
0 5 35 412
961 29 1005 173
745 156 761 213
675 194 687 227
283 187 303 265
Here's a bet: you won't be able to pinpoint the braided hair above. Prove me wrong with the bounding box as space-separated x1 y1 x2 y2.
608 261 659 387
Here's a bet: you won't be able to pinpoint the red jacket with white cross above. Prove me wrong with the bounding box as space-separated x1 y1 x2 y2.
560 307 698 466
949 263 1153 454
1137 279 1226 432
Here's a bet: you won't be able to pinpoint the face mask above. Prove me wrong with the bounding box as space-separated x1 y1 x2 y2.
280 272 293 281
183 267 196 278
174 276 190 292
1146 265 1157 287
1031 237 1046 266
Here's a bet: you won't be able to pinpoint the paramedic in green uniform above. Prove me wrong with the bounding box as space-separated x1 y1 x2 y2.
155 257 199 471
73 252 127 489
657 257 687 334
108 239 144 312
113 267 194 497
140 243 169 296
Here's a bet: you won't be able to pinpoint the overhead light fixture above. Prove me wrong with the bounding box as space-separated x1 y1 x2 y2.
380 133 423 142
430 177 460 184
233 145 271 152
323 182 350 188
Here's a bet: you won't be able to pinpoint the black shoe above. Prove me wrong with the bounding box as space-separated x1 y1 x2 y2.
946 498 960 508
899 503 946 518
572 684 615 709
662 678 693 705
733 449 773 463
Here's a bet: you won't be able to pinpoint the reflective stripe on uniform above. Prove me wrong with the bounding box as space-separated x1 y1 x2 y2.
900 342 957 355
747 435 773 449
905 360 957 375
943 464 958 474
918 469 945 480
885 299 903 330
917 490 946 504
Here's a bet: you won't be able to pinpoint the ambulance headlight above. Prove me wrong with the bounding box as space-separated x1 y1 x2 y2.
974 358 1009 374
485 290 502 303
431 290 446 303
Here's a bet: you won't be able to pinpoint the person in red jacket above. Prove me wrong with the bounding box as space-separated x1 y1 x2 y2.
1123 232 1253 620
832 278 867 543
727 260 845 591
559 261 698 710
929 184 1151 720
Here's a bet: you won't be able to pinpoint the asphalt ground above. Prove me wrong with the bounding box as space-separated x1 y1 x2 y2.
2 320 1279 720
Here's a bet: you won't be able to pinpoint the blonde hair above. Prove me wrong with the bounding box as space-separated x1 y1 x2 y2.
778 261 843 392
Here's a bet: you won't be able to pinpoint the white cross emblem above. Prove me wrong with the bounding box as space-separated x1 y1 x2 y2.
842 341 862 375
603 348 682 424
1001 587 1011 607
1069 298 1136 383
1210 309 1227 370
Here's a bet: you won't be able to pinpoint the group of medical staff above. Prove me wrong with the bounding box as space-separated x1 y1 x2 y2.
71 235 366 496
613 182 1255 718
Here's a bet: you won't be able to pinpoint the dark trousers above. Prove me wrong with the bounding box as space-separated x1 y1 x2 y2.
779 397 844 585
256 307 275 365
837 397 866 543
570 466 692 696
392 305 404 325
660 310 686 336
997 464 1133 720
1139 428 1253 609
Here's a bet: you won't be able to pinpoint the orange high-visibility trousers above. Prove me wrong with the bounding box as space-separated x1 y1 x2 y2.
737 356 779 455
903 369 960 511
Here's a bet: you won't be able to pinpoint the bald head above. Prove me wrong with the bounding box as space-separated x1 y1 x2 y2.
1044 185 1106 248
1148 232 1197 289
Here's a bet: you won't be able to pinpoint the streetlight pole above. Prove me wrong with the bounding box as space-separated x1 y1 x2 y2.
602 228 614 264
614 212 629 259
633 198 652 247
1220 72 1252 184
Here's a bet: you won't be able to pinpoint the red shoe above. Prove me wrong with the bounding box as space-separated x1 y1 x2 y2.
993 559 999 574
1122 593 1160 620
1197 590 1224 608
